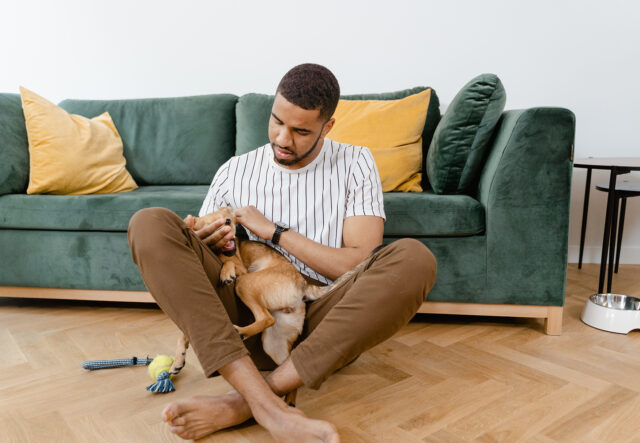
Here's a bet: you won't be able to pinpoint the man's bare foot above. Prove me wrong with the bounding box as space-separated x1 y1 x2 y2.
253 402 340 443
162 392 339 442
162 393 251 440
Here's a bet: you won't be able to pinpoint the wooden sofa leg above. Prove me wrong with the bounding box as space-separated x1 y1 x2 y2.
544 306 563 335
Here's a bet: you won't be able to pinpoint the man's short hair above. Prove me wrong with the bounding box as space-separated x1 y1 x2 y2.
276 63 340 122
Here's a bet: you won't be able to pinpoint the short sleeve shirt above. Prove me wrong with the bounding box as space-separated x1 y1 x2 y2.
199 138 385 284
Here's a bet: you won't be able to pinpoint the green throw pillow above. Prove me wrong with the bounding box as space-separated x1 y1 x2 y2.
427 73 506 194
0 93 29 195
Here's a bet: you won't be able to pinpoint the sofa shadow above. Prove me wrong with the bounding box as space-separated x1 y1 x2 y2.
412 312 543 332
0 296 159 311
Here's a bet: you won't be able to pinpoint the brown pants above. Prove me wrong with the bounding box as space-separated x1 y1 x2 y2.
127 207 437 389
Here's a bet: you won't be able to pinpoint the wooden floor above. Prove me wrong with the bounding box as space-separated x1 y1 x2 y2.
2 264 640 442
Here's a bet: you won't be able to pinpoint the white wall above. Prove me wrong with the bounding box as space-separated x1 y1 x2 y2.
2 0 639 263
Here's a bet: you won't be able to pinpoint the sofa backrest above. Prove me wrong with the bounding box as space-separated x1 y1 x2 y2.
0 93 29 195
235 87 441 190
2 89 441 192
59 94 238 186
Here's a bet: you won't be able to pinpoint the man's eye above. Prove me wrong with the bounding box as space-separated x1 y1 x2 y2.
297 130 310 135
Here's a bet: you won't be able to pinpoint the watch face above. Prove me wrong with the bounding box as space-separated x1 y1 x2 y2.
276 223 290 230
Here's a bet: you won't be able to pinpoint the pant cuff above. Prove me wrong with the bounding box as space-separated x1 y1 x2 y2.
290 343 343 390
201 349 250 378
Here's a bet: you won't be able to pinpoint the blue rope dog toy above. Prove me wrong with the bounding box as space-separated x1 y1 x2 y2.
81 355 177 394
81 356 153 370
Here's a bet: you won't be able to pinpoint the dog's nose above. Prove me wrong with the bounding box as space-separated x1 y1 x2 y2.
225 219 231 225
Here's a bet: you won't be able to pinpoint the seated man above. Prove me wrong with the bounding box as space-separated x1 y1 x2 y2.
128 63 437 442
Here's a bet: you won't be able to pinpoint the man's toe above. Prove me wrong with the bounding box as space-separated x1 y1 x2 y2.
162 402 183 422
169 424 185 435
170 416 187 426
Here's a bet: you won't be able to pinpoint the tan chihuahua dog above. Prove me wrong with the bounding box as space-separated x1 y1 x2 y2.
169 207 333 388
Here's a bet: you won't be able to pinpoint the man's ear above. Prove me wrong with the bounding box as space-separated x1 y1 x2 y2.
321 118 335 137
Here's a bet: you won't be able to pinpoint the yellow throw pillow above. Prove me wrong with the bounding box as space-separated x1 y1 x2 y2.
327 89 431 192
20 86 138 195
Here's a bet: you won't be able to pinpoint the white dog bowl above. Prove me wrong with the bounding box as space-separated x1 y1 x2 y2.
581 293 640 334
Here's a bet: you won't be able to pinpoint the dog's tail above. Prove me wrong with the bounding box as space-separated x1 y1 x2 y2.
303 284 328 302
302 259 368 301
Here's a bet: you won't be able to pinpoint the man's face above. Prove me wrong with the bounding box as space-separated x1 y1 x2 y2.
268 93 334 169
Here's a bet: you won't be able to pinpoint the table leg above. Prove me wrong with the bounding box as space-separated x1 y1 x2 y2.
598 169 618 294
615 197 627 274
607 193 619 293
578 168 592 269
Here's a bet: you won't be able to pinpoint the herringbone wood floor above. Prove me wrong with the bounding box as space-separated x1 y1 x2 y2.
2 264 640 442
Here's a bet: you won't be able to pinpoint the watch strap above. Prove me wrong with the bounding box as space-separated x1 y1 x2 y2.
272 223 289 245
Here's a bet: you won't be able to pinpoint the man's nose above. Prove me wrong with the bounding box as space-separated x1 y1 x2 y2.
275 127 292 147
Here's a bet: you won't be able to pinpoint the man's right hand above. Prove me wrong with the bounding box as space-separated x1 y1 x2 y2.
184 214 234 252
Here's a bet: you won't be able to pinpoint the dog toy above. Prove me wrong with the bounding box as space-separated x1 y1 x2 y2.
82 356 153 370
81 354 177 394
146 354 176 393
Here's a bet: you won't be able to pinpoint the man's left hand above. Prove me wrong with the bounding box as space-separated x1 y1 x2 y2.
235 206 276 241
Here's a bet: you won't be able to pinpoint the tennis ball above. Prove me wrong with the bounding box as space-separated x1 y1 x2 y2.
148 355 174 381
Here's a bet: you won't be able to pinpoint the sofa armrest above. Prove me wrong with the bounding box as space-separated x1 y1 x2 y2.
477 107 575 306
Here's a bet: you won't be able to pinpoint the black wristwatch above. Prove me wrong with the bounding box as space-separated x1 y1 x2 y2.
271 223 289 245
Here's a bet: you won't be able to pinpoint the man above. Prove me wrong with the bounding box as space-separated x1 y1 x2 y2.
128 63 437 442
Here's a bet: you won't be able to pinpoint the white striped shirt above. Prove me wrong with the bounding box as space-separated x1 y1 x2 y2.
199 138 385 284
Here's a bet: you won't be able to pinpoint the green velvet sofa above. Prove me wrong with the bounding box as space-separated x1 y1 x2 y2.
0 84 575 334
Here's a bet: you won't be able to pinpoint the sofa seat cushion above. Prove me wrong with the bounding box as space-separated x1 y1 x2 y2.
0 186 484 236
383 191 484 236
0 185 208 231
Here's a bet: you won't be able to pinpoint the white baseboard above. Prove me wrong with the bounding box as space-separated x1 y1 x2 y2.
568 245 640 264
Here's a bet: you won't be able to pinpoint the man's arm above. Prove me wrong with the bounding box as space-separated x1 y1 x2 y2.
235 206 383 281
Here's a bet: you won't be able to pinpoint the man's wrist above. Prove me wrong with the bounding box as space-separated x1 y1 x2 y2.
263 223 274 241
271 223 289 245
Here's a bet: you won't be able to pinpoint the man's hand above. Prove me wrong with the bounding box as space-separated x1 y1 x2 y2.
234 206 276 240
184 214 234 251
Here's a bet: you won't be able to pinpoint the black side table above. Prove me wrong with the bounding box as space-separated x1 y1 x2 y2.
594 181 640 276
574 158 640 294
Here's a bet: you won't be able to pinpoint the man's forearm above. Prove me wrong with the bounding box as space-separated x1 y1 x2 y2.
276 230 368 281
234 206 383 281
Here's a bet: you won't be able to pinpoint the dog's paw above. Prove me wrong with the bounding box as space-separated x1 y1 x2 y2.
233 325 246 341
169 359 186 375
221 274 237 286
169 365 184 375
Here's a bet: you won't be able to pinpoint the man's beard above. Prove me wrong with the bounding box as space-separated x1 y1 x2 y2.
272 132 323 167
